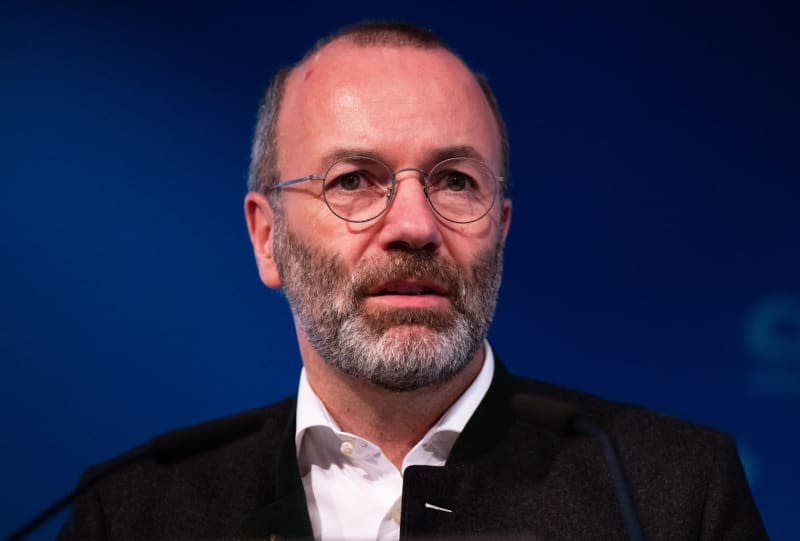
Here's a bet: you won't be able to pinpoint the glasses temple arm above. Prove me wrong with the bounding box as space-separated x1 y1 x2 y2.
270 175 325 191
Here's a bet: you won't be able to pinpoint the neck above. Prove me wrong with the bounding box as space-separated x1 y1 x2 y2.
298 330 485 470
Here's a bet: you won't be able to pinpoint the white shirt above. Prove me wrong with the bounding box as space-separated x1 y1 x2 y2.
295 341 496 541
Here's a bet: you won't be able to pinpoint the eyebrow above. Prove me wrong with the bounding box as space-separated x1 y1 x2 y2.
316 145 488 171
427 145 486 165
316 148 386 169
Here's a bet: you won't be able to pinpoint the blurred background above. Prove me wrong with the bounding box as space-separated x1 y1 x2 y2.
2 1 797 539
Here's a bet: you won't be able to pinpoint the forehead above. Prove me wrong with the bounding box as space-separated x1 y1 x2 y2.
276 40 501 172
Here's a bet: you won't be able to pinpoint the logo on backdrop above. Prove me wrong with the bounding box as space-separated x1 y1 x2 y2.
745 294 800 395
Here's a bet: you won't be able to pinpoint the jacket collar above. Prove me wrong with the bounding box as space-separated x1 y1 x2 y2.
242 397 314 539
448 357 516 463
241 357 517 539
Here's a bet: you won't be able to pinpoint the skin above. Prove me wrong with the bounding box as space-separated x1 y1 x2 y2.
245 39 511 469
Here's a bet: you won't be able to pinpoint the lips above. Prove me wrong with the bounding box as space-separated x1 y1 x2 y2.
368 279 448 297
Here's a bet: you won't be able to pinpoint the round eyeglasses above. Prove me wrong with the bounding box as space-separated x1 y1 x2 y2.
269 156 504 224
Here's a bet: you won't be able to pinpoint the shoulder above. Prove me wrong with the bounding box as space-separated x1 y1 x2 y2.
502 372 767 537
505 370 737 461
101 397 296 489
60 398 298 540
463 367 766 538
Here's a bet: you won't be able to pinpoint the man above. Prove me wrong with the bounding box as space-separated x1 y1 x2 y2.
60 21 767 540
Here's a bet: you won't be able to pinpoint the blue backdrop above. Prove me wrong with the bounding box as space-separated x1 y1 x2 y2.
2 2 798 539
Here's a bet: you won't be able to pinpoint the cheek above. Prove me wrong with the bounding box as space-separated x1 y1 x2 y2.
284 198 330 236
440 223 499 262
286 211 375 267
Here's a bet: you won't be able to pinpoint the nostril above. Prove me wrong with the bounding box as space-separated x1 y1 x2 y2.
386 240 439 254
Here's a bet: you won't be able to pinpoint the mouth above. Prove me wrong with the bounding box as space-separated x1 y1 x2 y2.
368 279 448 297
365 279 450 309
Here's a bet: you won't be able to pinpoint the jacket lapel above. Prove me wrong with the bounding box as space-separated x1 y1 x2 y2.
399 360 517 538
242 399 314 540
399 360 573 539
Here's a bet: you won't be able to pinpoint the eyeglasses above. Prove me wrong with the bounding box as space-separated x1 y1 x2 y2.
269 155 504 224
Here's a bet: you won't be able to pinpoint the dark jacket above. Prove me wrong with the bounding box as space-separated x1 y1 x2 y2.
59 362 768 540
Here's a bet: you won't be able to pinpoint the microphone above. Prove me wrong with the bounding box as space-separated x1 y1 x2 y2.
3 409 264 541
511 394 645 541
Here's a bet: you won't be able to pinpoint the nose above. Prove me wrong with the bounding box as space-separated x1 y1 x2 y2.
376 169 442 252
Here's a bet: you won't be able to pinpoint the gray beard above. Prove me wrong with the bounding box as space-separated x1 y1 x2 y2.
272 218 504 392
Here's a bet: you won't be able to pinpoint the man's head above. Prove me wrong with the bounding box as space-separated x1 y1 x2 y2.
244 21 512 391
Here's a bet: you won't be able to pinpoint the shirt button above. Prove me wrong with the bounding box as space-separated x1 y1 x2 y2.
340 440 355 457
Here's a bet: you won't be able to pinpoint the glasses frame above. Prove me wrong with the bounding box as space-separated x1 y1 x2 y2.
268 155 504 224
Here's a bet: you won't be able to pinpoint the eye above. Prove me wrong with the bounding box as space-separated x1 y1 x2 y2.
326 169 383 192
324 158 392 193
431 170 477 192
329 171 366 191
445 172 471 191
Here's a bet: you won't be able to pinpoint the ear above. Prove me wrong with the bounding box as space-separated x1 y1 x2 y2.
500 198 512 242
244 191 282 288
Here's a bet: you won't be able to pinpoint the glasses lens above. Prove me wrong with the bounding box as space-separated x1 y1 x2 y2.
426 158 498 223
323 157 393 222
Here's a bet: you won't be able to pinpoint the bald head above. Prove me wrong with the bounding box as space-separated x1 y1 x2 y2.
246 21 508 197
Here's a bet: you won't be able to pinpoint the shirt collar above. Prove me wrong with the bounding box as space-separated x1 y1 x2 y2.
295 340 495 466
